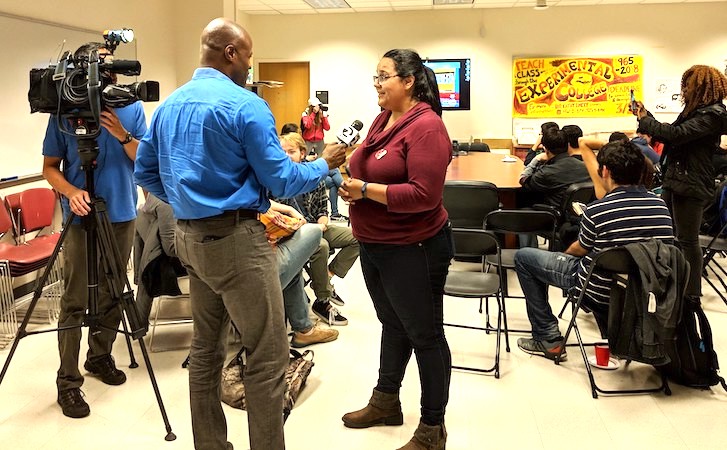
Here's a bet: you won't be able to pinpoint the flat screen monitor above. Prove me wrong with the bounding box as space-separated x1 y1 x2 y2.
423 58 471 111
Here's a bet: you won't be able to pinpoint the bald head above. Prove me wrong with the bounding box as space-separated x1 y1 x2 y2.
200 18 253 86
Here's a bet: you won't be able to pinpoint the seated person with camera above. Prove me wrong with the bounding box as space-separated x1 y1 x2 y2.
276 132 360 326
42 42 148 419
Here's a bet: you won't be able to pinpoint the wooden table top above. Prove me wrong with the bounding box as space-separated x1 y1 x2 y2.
446 152 524 189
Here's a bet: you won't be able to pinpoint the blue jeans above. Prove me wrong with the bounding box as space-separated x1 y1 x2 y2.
276 224 322 331
514 248 581 341
176 215 288 450
325 169 344 215
360 223 453 426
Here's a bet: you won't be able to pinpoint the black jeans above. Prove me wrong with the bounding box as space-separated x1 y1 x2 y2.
663 189 704 297
359 223 453 426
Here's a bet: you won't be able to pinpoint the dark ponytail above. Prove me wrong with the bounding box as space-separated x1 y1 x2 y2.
383 49 442 117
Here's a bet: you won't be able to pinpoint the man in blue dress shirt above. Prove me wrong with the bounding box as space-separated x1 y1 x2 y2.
135 18 345 450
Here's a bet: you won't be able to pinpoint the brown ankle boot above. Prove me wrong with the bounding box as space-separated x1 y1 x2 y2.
397 421 447 450
341 389 403 428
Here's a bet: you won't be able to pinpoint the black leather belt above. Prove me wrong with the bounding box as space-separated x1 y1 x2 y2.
219 208 259 221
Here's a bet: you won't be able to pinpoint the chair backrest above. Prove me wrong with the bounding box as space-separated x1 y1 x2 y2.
18 188 56 234
485 209 558 250
0 196 13 239
3 192 22 243
443 181 499 229
451 228 502 271
451 227 500 256
469 142 490 152
561 182 596 219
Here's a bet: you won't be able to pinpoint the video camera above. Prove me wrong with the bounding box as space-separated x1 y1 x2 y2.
27 28 159 138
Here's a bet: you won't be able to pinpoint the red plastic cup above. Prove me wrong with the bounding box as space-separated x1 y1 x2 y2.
594 343 610 367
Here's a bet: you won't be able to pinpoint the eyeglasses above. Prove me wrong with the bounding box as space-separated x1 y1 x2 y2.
373 73 400 84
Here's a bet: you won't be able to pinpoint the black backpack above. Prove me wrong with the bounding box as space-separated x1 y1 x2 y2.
658 297 727 390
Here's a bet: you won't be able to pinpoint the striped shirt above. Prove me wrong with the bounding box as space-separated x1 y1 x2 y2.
575 185 674 304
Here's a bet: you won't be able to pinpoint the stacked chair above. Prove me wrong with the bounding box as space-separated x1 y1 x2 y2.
0 188 63 348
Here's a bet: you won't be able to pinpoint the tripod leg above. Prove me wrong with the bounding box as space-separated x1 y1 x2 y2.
119 311 139 369
92 202 175 440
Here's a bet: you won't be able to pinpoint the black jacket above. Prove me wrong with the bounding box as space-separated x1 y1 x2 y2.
607 240 689 365
638 103 727 201
520 152 590 208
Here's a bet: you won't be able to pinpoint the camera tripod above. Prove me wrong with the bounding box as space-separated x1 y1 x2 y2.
0 137 175 441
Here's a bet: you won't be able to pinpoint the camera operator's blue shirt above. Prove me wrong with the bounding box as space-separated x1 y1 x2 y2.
134 67 329 220
42 102 147 224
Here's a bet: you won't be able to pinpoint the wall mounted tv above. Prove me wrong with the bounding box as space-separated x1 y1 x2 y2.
423 58 471 111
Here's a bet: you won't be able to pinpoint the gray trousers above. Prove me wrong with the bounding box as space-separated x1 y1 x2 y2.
310 225 360 300
56 220 135 391
176 214 287 450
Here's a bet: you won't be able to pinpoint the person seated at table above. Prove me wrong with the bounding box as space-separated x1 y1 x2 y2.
524 121 559 165
519 126 590 208
275 132 359 326
562 124 584 160
514 140 674 360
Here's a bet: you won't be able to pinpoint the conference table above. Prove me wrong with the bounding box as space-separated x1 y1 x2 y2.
446 151 524 191
446 152 525 247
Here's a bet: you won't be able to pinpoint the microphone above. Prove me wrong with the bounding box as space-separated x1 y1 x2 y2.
336 120 364 147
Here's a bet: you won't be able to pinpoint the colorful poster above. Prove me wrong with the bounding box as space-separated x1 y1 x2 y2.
513 55 643 118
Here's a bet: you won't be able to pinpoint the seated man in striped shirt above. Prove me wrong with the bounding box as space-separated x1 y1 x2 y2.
514 140 674 360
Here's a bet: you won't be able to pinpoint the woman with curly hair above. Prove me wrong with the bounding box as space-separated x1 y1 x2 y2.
635 65 727 299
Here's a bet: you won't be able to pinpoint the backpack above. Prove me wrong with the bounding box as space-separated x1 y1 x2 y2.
657 296 727 390
220 347 315 422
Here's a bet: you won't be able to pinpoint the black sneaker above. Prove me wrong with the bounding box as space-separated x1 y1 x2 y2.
330 213 349 222
330 289 345 306
517 337 567 361
312 300 348 326
57 388 90 418
84 355 127 385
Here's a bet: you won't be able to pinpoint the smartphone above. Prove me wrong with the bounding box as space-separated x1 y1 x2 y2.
629 89 638 112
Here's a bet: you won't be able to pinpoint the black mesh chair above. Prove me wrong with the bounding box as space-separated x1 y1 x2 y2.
483 209 558 332
442 181 499 229
444 229 507 378
555 245 679 398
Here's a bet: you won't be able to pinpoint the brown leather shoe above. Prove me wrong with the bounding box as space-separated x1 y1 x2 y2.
342 388 403 428
397 421 447 450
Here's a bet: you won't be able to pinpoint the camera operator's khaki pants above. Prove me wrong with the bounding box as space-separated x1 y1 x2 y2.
176 213 287 450
56 220 135 392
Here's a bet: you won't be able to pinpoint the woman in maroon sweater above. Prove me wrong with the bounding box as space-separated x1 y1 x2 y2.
340 49 452 450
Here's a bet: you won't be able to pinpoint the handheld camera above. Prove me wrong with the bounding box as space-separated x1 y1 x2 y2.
629 89 638 112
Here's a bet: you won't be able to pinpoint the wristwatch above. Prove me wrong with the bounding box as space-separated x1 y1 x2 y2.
361 182 369 199
119 131 133 145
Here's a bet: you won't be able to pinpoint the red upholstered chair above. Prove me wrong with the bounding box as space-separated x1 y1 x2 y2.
18 188 60 248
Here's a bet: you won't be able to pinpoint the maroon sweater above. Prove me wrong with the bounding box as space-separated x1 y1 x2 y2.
349 102 451 244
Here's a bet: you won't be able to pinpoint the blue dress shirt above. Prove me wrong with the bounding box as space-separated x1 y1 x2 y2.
135 67 329 220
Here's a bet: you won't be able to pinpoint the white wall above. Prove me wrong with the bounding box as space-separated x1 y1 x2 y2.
243 3 727 142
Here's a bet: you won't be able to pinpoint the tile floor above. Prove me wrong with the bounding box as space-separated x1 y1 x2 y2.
2 237 727 449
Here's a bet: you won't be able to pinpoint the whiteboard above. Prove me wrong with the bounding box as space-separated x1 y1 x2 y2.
0 12 136 180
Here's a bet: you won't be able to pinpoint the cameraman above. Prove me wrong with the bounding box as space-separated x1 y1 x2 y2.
41 42 147 419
